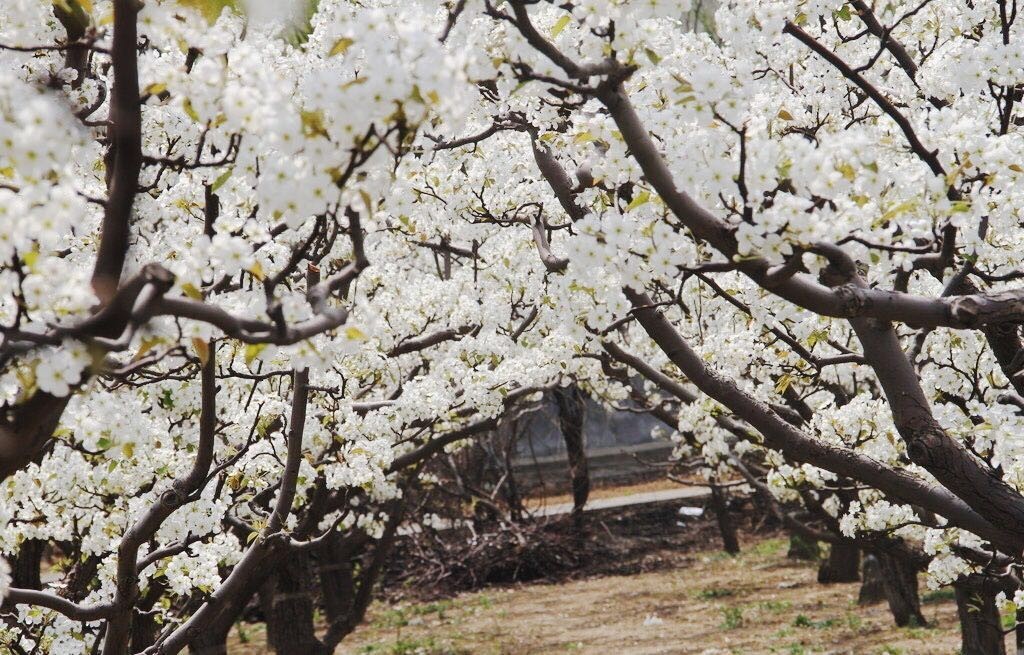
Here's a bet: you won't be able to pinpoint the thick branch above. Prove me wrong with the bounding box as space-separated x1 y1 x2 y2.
6 588 114 622
101 346 218 654
151 369 309 654
623 288 1019 553
594 82 1024 329
387 326 474 358
92 0 142 304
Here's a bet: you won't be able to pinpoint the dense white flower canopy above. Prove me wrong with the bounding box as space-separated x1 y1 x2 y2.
4 0 1024 652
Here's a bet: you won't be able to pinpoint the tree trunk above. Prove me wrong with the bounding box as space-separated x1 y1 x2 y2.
817 542 859 583
878 552 926 627
61 552 100 602
786 534 820 561
187 549 284 655
858 553 886 605
187 622 233 655
260 549 328 655
955 576 1006 655
11 539 45 590
709 482 739 554
129 580 167 653
553 385 589 532
319 532 357 630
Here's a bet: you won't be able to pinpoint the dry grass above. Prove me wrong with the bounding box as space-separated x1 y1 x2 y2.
231 535 965 654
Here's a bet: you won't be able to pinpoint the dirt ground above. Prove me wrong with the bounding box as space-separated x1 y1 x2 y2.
227 534 964 655
226 482 967 655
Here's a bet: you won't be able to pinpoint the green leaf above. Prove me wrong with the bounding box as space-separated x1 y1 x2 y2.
181 282 204 300
873 200 917 227
358 189 375 218
211 167 233 192
835 162 856 181
329 37 354 57
573 131 595 144
182 98 200 122
22 248 40 272
244 343 267 365
550 15 571 37
835 5 852 20
300 109 329 138
774 374 794 395
806 328 829 348
626 190 652 211
144 82 167 96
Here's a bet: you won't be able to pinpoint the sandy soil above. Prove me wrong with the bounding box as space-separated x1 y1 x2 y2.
524 478 690 509
280 536 963 655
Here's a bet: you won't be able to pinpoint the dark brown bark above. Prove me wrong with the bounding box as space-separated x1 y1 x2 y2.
185 555 279 655
92 0 143 304
61 552 100 603
786 534 820 561
0 391 71 481
605 69 1024 547
50 0 91 90
103 349 219 655
850 313 1024 548
589 81 1024 331
130 581 167 653
818 542 859 583
709 483 740 555
878 552 926 627
159 371 311 654
955 576 1006 655
319 533 357 629
11 539 45 591
948 276 1024 397
320 502 407 651
621 288 1017 553
553 385 589 531
186 631 230 655
260 550 327 655
858 553 886 605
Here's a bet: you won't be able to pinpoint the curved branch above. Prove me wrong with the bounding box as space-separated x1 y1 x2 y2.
101 345 219 654
6 588 114 622
623 287 1019 554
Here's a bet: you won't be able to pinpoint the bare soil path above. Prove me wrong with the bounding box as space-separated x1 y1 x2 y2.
309 536 961 654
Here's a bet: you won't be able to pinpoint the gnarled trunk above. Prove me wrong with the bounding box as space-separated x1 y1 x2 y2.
260 549 328 655
129 580 168 653
320 541 356 630
818 542 859 583
553 385 589 533
187 550 284 655
858 553 886 605
709 482 739 555
786 534 820 561
878 552 926 627
11 539 45 590
954 575 1005 655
